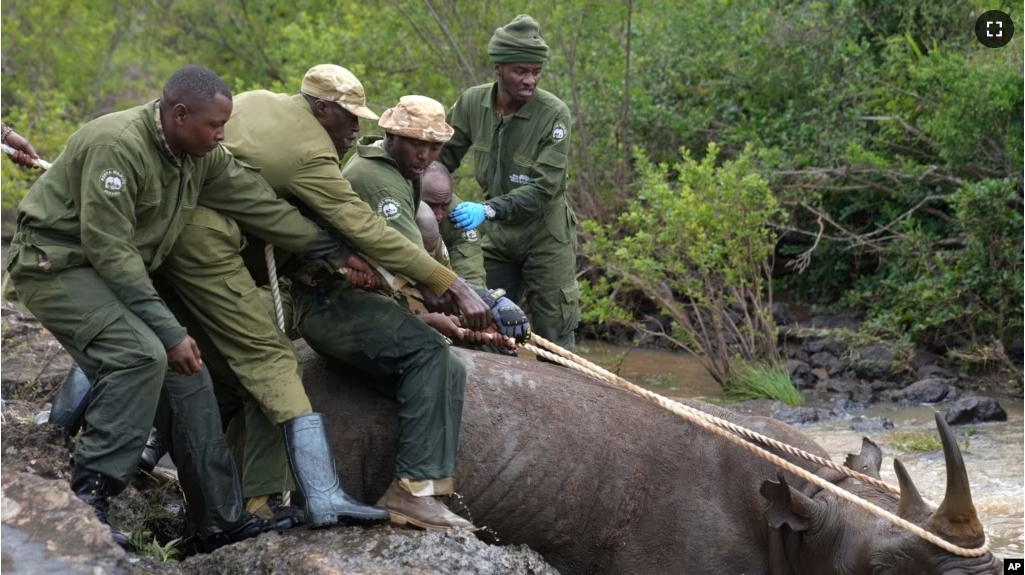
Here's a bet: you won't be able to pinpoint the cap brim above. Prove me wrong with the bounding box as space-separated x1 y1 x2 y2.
345 104 379 121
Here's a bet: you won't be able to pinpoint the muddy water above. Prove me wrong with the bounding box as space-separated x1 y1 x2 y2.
575 340 1025 559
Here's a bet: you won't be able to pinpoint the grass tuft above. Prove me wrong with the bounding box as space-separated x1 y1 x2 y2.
724 362 803 406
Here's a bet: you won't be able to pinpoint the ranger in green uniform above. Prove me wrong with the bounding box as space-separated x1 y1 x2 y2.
3 66 343 550
422 162 486 289
440 14 580 351
327 95 524 530
161 65 491 529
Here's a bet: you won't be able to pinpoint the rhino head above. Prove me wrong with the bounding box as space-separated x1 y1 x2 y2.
759 412 1000 575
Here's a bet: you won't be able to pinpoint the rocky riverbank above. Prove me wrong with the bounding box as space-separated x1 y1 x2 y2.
1 301 558 574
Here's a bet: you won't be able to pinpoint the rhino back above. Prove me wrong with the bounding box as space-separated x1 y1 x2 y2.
300 342 828 574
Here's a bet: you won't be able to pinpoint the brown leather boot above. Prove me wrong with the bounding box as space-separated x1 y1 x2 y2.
375 479 477 532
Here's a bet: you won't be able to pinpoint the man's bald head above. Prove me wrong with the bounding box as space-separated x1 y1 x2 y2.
422 162 453 224
416 201 441 256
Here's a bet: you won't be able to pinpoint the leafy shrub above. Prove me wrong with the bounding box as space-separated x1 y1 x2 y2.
582 143 782 386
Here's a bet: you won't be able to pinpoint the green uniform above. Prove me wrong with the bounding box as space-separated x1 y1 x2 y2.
165 90 461 498
440 83 579 350
288 135 467 484
439 192 486 289
4 100 337 533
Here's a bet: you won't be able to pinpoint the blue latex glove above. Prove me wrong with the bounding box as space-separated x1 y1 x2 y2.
483 289 531 343
450 202 487 231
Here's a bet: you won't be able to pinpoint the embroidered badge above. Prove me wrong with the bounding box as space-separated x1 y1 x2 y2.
552 123 567 141
99 169 126 196
463 229 479 242
509 174 531 185
378 198 401 220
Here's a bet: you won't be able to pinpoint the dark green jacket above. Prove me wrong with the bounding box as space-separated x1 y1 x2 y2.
224 91 457 295
439 83 571 223
11 100 340 349
342 136 424 248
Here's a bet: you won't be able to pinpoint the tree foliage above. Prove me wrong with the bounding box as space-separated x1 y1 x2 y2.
2 0 1021 352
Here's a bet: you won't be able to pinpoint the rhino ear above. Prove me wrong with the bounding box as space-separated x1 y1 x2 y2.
844 438 883 479
760 471 818 531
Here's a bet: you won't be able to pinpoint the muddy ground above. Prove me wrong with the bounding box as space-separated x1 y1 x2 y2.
0 301 558 575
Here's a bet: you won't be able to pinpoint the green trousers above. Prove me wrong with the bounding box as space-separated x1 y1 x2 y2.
482 202 579 351
157 206 307 498
7 243 243 535
293 279 466 481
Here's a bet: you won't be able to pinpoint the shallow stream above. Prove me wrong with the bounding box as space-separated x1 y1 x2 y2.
575 341 1025 559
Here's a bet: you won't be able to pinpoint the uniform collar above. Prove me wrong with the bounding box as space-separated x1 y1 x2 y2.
150 100 183 167
290 93 315 117
483 82 535 119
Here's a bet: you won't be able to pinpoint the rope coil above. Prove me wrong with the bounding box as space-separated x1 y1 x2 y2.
522 335 990 558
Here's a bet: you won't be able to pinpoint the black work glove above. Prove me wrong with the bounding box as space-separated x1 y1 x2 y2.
483 288 531 343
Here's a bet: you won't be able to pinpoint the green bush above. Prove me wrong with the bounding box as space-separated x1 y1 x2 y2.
847 178 1023 348
582 143 782 386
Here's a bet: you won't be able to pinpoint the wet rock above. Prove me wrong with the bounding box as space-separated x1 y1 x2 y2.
179 526 558 575
944 397 1008 425
804 337 844 356
892 378 960 405
830 399 862 418
849 345 895 380
1 303 75 402
916 364 958 381
825 379 857 394
850 383 874 405
783 343 809 363
869 379 898 392
771 403 822 425
849 416 895 433
809 352 844 376
1 471 132 575
771 302 793 326
809 313 860 331
787 359 814 389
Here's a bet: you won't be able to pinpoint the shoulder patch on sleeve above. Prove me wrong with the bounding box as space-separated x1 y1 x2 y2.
552 123 567 142
462 229 479 242
99 169 127 196
378 198 401 220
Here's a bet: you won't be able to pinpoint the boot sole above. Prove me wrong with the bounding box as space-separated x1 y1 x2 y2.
387 511 480 533
307 513 391 530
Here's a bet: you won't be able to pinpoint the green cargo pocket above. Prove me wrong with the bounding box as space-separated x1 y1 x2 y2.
72 303 122 350
224 268 275 337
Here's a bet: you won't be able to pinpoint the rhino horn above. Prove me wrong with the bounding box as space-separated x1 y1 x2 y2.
894 458 931 523
924 412 986 547
844 437 883 479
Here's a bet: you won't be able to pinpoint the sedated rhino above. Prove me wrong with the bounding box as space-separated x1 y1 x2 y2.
300 343 1001 575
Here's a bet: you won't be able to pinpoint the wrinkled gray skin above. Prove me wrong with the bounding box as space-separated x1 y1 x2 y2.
300 343 1000 575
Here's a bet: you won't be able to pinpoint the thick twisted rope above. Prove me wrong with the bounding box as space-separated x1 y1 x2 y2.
523 335 989 558
528 335 900 495
263 244 286 333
